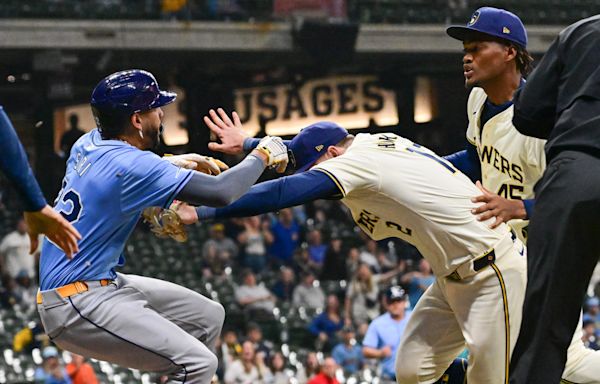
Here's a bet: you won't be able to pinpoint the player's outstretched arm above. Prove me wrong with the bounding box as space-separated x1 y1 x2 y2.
0 106 81 257
471 181 528 228
177 170 339 224
176 136 287 207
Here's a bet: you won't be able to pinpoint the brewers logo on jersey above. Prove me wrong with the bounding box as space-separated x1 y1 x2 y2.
466 87 546 242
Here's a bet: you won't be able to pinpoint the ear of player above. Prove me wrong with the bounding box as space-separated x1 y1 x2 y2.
254 136 289 173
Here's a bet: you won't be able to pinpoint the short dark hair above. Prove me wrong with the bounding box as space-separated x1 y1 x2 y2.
92 106 131 139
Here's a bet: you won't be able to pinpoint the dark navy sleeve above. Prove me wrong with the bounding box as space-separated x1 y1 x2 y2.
444 143 481 182
523 199 535 219
0 106 47 211
196 170 340 220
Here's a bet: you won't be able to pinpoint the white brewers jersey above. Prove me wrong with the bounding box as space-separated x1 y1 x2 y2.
313 133 510 277
466 87 546 242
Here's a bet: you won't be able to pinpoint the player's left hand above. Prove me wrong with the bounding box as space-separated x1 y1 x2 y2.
165 154 229 175
471 181 527 228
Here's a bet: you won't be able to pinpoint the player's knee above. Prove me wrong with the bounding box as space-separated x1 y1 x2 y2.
213 301 225 326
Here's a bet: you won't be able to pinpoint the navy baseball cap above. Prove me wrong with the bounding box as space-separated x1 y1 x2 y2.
289 121 349 173
386 286 407 302
446 7 527 48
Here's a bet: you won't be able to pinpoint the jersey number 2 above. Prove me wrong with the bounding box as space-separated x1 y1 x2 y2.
56 180 83 223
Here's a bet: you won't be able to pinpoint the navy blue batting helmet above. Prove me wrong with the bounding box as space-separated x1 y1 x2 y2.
90 69 176 136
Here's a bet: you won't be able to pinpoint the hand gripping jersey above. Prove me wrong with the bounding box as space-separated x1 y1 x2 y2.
466 87 546 242
313 133 510 277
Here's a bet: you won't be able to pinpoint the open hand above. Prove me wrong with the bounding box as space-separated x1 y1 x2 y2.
471 181 526 228
203 108 248 155
24 205 81 258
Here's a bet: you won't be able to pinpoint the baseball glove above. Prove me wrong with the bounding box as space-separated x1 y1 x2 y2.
142 204 187 242
143 155 228 242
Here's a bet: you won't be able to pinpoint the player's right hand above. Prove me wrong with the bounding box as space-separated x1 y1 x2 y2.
24 205 81 259
254 136 289 173
204 108 248 155
380 345 393 358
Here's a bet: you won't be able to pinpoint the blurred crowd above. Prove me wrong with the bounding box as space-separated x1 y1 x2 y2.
1 197 600 383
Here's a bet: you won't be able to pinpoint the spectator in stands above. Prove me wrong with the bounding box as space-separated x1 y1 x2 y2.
296 352 320 383
13 269 37 310
332 326 363 375
0 218 36 280
346 247 360 278
203 223 238 259
375 248 397 274
345 263 402 326
0 274 19 308
320 237 346 281
13 321 47 353
200 244 232 279
292 271 325 311
218 328 242 379
237 216 273 274
586 297 600 323
359 240 379 271
235 269 276 317
401 258 435 308
65 353 98 384
59 114 85 159
161 0 191 20
308 294 344 351
35 346 72 384
246 322 273 360
307 357 340 384
294 247 322 276
224 340 272 384
268 208 300 266
272 267 296 302
307 229 327 272
583 317 600 350
270 351 292 384
362 286 412 383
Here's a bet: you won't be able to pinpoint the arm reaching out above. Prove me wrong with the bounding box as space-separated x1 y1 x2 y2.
0 106 81 257
177 170 340 223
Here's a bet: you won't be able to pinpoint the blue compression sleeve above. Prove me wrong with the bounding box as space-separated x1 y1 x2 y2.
0 106 46 211
197 170 340 220
444 143 481 182
243 137 292 152
523 199 535 219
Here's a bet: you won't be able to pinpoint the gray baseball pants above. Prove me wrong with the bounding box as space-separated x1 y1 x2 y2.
37 273 225 384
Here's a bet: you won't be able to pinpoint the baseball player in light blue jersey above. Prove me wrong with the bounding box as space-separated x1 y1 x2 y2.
36 69 288 384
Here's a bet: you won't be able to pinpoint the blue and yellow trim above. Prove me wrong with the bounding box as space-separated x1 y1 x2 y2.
314 168 346 197
490 263 510 384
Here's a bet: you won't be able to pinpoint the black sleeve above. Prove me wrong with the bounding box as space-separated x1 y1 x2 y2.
176 154 266 207
512 38 563 139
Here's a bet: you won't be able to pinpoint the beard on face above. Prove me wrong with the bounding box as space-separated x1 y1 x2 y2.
143 123 162 149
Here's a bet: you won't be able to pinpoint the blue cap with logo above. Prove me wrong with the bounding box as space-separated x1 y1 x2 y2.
446 7 527 48
289 121 349 173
